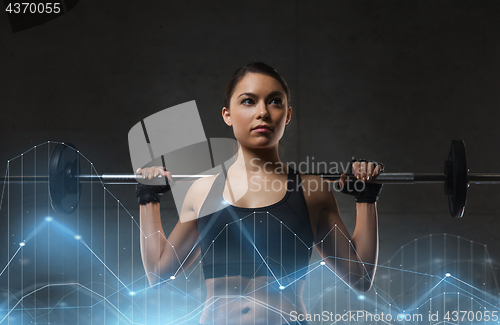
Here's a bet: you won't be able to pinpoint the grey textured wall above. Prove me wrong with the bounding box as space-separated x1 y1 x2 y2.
1 0 499 268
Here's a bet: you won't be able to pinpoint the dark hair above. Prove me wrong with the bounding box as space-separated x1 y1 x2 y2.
224 62 291 108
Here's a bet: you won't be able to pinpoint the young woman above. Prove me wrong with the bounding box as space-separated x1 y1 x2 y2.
136 62 383 325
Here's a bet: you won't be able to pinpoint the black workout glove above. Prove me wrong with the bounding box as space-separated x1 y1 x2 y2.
135 181 171 205
336 159 384 203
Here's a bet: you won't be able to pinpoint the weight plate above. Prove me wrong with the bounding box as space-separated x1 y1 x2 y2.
48 143 81 215
446 140 467 218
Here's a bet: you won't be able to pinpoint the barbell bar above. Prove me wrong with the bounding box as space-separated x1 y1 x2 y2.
5 172 500 184
2 140 498 218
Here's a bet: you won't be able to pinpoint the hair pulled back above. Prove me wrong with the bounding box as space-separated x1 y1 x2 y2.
224 62 291 108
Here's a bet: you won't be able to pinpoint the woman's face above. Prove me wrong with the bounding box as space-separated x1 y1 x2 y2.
222 73 291 149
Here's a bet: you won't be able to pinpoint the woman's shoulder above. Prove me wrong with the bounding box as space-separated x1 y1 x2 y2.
186 173 219 194
295 172 340 228
296 172 336 205
183 174 220 208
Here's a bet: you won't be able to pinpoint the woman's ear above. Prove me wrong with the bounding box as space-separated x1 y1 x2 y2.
285 106 292 125
222 107 232 126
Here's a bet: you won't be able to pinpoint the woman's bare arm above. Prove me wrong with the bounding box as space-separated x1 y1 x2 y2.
140 201 200 286
303 174 379 292
137 166 204 286
314 190 378 291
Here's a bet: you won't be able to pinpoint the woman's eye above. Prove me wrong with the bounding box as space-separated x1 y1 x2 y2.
241 98 254 105
270 98 283 105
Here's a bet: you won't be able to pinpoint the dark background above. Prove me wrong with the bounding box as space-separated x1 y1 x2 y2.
1 0 499 302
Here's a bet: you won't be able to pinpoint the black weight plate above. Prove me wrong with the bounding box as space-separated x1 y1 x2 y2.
48 143 81 215
446 140 467 218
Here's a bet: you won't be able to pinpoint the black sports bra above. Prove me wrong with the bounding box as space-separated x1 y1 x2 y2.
196 167 314 284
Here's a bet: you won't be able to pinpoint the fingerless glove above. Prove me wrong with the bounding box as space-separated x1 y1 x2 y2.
135 181 171 205
336 160 384 203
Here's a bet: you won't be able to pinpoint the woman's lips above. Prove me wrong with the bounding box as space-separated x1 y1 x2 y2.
252 127 271 133
252 125 272 132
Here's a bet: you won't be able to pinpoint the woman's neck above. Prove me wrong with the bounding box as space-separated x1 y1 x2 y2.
232 143 285 174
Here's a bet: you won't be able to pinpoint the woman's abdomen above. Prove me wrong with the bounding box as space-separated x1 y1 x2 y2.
199 276 307 325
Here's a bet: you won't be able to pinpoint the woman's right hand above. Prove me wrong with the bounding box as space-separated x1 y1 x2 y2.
136 166 173 183
135 166 174 205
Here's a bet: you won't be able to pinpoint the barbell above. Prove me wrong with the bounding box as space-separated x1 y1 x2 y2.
2 140 499 218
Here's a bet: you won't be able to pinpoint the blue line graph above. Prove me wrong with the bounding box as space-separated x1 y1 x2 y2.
0 142 499 324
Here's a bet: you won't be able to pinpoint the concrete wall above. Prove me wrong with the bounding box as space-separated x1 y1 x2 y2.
1 0 499 280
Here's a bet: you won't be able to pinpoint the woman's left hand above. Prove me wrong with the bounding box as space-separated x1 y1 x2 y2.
351 160 383 181
336 160 384 203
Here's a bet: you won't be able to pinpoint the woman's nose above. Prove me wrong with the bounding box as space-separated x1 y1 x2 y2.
256 101 269 118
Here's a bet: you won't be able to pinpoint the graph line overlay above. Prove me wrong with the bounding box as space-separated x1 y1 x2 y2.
0 142 499 324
